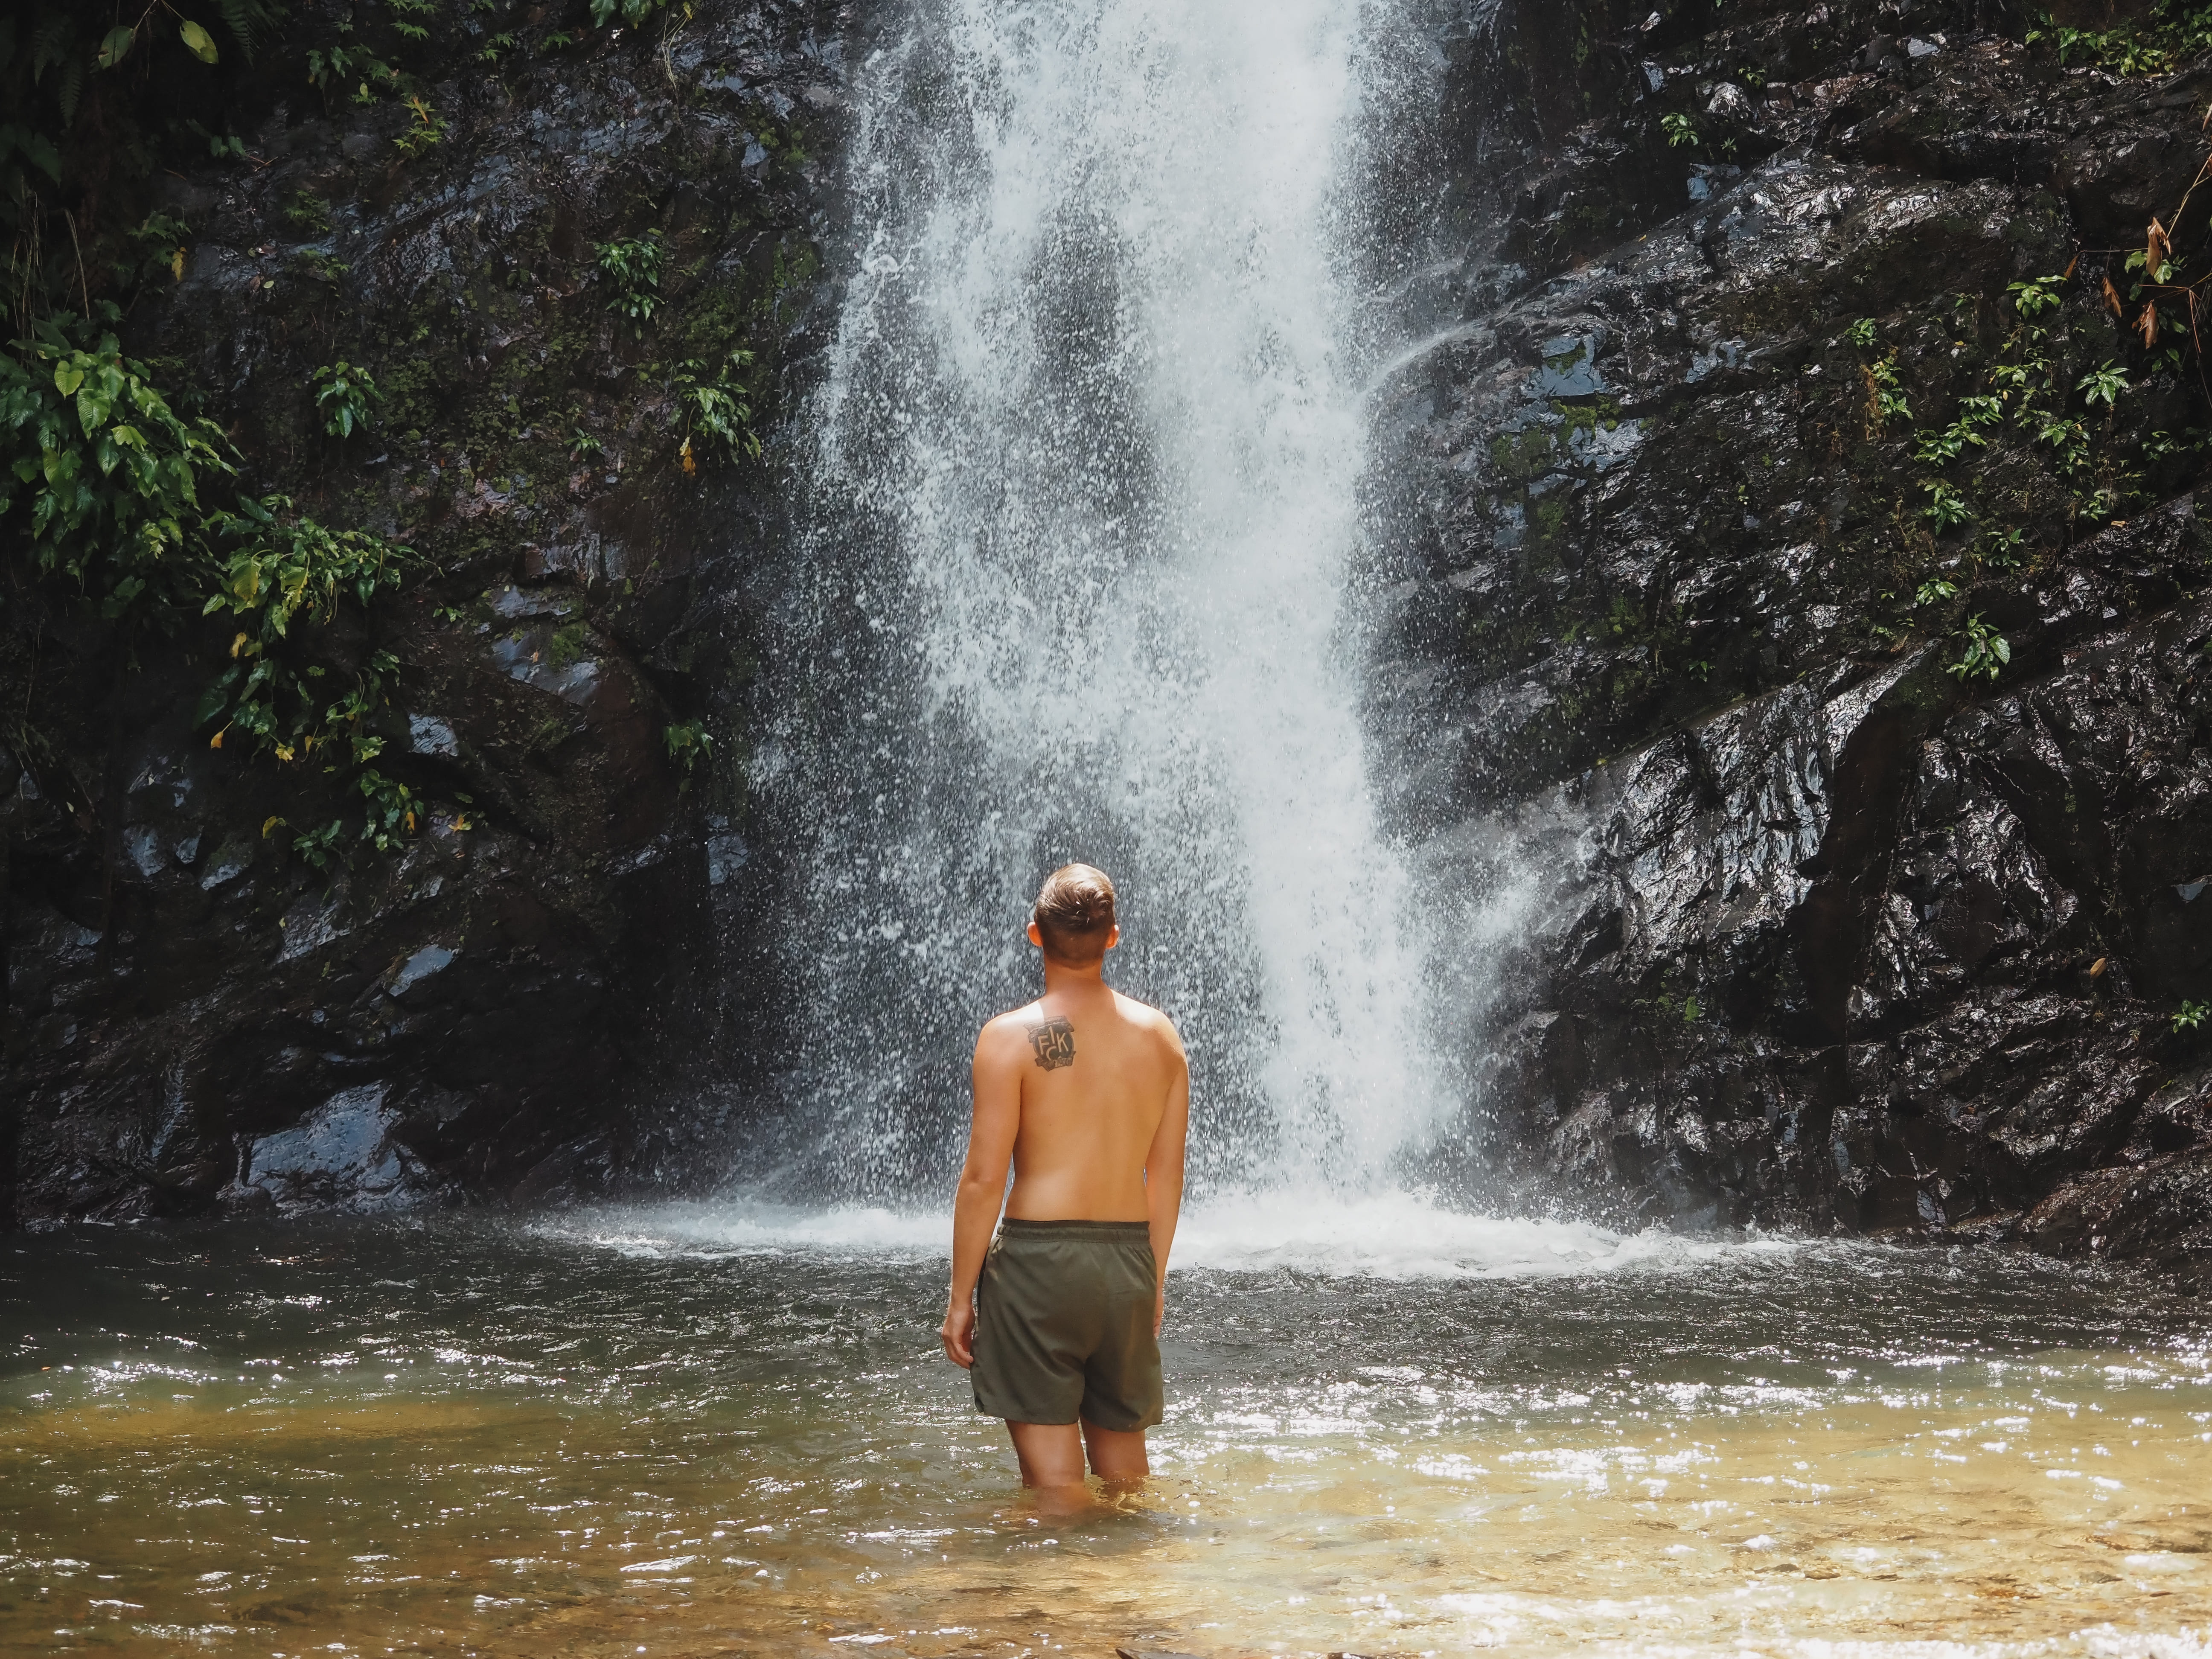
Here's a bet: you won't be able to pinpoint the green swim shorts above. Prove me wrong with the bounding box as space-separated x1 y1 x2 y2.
971 1219 1163 1431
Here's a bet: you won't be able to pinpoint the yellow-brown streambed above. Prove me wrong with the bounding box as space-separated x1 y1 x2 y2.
4 1208 2208 1657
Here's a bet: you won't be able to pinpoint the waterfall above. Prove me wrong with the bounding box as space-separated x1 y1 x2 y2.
751 0 1435 1202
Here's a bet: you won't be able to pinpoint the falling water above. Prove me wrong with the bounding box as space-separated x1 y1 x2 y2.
751 0 1436 1200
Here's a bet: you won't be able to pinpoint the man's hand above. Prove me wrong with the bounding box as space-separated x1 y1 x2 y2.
1154 1279 1167 1338
940 1295 976 1368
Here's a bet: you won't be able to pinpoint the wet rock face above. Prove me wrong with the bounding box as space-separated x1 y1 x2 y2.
0 3 844 1225
1391 0 2212 1269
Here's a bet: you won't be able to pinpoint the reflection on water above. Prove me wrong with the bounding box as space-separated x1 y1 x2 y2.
4 1206 2209 1656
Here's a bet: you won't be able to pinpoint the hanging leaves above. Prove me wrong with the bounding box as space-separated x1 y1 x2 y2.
177 20 219 64
0 314 233 620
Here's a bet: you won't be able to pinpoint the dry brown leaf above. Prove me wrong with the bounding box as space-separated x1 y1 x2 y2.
2142 299 2160 347
2103 275 2125 317
2150 216 2172 273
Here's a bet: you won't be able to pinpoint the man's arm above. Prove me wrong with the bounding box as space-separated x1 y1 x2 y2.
1144 1025 1190 1336
941 1019 1023 1368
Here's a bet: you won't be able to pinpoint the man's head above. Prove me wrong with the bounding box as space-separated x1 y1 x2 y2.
1028 863 1118 966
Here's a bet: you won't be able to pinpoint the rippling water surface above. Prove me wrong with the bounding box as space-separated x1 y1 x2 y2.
6 1206 2211 1657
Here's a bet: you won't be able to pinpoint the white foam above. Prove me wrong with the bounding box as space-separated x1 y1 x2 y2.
1167 1191 1802 1278
544 1192 1804 1281
541 1202 948 1261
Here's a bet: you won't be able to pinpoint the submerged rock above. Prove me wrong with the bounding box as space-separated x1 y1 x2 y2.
234 1086 428 1214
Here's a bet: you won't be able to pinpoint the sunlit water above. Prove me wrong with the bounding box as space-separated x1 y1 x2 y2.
7 1210 2211 1657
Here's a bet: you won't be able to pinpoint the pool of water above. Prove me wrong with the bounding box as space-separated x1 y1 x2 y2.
5 1201 2210 1657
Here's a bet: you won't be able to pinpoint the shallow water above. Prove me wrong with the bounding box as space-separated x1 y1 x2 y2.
5 1205 2210 1657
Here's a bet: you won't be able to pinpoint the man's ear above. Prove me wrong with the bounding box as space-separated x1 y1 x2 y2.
1105 924 1121 950
1026 920 1044 949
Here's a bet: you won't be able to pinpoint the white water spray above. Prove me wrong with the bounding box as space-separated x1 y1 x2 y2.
755 0 1438 1199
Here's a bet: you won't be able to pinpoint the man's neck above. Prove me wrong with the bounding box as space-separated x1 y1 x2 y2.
1039 958 1109 998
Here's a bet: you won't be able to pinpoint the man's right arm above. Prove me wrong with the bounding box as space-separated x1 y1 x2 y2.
941 1019 1022 1368
1144 1021 1190 1336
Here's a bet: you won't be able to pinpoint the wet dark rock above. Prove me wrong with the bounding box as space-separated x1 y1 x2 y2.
1 3 842 1226
1392 0 2212 1274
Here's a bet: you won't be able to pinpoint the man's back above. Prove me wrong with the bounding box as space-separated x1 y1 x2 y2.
942 862 1189 1493
981 984 1182 1222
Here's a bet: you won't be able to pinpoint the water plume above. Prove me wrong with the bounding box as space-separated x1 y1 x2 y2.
752 0 1437 1199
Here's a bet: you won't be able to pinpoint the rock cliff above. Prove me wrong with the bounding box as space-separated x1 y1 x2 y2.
1379 0 2212 1277
1 1 841 1223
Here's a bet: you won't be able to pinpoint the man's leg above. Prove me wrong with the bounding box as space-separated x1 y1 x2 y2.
1005 1420 1087 1490
1081 1420 1148 1483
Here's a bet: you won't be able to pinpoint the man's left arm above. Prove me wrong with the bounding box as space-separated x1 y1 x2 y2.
1144 1028 1190 1336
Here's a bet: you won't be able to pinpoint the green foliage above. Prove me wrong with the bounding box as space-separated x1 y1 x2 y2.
393 96 446 158
1490 425 1558 484
2175 999 2209 1033
1977 526 2026 570
1913 417 1982 467
200 496 413 653
2035 410 2090 474
1 2 279 297
547 620 594 669
591 0 671 25
283 190 334 235
2077 361 2129 410
1947 614 2011 682
1 3 446 876
307 40 401 105
356 767 426 854
1848 317 1877 349
664 719 713 774
290 248 351 288
195 496 424 862
1661 112 1699 148
673 351 762 467
1921 480 1972 532
2125 244 2177 286
2024 0 2212 75
1915 577 1958 606
2006 276 2064 319
121 212 193 288
0 313 233 621
187 120 247 161
596 232 665 332
387 0 434 43
311 360 381 439
1866 354 1911 427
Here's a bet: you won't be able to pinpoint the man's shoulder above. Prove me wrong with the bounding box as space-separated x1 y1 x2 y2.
978 1000 1047 1042
1109 990 1184 1046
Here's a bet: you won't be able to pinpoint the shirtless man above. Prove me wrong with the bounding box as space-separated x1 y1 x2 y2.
939 863 1190 1493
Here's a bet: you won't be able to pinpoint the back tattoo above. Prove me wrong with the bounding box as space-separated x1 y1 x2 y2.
1026 1015 1076 1071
